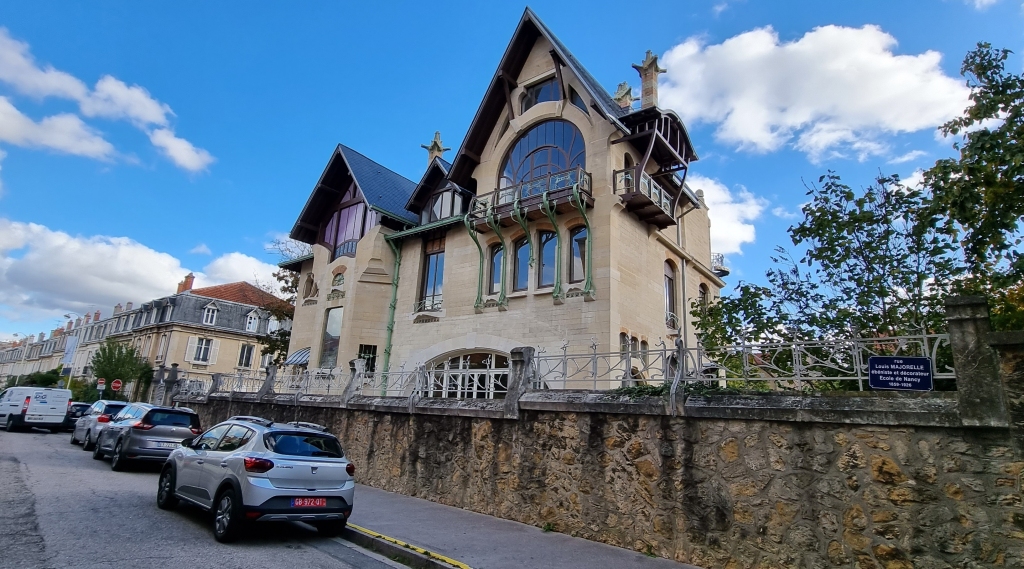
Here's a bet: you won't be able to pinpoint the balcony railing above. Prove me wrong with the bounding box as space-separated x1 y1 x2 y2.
413 298 443 313
613 167 674 217
472 166 592 215
711 253 730 277
665 311 680 330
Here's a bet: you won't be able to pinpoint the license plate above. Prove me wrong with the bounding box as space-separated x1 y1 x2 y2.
25 415 46 422
291 498 327 508
154 442 178 449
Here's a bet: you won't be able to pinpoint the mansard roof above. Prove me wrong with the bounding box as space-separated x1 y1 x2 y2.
289 144 418 244
448 7 632 186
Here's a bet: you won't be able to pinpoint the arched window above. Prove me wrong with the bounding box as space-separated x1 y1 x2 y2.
426 350 510 399
664 261 677 327
512 239 529 292
488 244 504 295
538 231 557 288
624 153 634 169
699 283 710 307
499 120 585 189
569 226 587 283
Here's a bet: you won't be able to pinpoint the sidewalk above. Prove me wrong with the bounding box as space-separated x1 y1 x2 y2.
347 484 702 569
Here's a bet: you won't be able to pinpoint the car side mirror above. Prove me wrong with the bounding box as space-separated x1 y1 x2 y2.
97 415 110 423
181 437 195 448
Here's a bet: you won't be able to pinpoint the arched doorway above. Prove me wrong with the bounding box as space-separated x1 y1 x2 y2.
424 350 510 399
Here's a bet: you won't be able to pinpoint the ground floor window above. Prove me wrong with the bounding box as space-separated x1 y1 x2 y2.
358 344 377 373
425 351 510 399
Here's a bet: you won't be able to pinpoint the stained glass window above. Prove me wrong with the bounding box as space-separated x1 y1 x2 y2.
499 120 585 189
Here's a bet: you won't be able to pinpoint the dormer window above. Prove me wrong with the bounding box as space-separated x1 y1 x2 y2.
203 305 218 326
521 78 559 114
420 185 467 224
245 312 259 332
322 183 380 261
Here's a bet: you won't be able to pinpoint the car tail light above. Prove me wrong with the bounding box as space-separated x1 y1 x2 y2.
346 463 355 476
97 415 111 423
20 396 30 414
243 457 274 473
131 421 154 431
190 427 202 435
67 400 72 412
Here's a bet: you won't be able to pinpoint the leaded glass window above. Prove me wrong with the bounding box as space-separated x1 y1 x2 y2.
569 226 587 283
521 78 560 114
499 120 585 189
538 231 556 288
513 239 529 292
489 245 504 295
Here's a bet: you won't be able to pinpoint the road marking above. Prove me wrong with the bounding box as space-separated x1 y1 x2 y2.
346 522 473 569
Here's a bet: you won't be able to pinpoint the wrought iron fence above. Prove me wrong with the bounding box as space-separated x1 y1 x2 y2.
420 367 509 399
534 340 677 390
472 166 592 213
413 298 444 313
274 369 349 396
223 370 267 393
180 372 215 397
354 370 418 397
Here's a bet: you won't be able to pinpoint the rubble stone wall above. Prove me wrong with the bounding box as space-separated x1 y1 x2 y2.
190 398 1024 568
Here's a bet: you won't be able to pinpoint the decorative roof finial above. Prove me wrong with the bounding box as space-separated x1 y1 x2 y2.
421 131 451 165
612 82 638 110
632 50 666 110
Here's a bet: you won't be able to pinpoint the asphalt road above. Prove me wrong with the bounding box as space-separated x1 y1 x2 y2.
0 427 402 569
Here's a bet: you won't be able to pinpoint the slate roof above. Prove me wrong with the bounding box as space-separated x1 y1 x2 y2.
437 157 452 172
337 144 419 225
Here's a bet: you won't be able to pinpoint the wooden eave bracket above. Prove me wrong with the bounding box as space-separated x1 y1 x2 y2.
548 50 567 101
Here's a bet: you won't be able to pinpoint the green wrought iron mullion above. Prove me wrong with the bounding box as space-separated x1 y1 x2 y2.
485 204 508 306
540 191 564 302
463 213 485 311
382 237 403 380
569 186 595 297
511 195 534 267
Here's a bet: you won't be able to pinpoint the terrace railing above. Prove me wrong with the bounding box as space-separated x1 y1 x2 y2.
472 166 592 214
420 366 509 399
612 167 674 217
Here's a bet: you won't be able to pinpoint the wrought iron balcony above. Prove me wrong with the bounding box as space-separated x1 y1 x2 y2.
413 298 443 313
711 252 730 278
665 311 680 330
612 166 677 229
468 166 593 231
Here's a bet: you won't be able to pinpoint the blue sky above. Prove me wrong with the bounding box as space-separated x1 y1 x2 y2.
0 0 1019 339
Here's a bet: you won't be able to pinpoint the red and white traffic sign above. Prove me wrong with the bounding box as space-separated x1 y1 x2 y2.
97 378 106 391
111 379 123 392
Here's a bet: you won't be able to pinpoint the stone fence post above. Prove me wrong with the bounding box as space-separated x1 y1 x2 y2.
341 358 366 407
945 296 1008 427
211 373 225 393
990 331 1024 458
257 365 277 399
161 363 180 407
504 347 535 419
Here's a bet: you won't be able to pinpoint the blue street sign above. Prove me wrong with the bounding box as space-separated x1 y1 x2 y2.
868 356 933 391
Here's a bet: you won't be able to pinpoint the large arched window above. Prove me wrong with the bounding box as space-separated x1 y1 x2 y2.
512 239 530 292
499 120 585 189
569 226 587 284
488 244 504 295
538 231 557 288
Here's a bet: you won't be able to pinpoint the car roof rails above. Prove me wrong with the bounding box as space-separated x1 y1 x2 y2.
228 415 274 427
284 421 328 432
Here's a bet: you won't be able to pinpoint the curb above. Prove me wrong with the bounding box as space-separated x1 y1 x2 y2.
339 524 472 569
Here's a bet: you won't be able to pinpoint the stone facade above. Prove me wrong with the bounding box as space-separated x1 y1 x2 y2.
188 397 1024 568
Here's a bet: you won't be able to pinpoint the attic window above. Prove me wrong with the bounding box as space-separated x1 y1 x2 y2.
521 78 559 114
420 187 466 224
203 306 218 326
569 87 588 115
323 201 379 261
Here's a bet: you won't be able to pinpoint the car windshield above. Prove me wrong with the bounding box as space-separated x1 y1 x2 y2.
146 411 201 428
265 433 344 458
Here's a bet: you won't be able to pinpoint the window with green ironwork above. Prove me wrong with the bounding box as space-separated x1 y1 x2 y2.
538 231 556 288
569 226 587 283
420 236 445 311
488 244 504 295
499 120 585 189
512 239 529 292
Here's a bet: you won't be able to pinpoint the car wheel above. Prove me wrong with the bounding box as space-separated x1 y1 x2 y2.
91 437 105 460
5 415 18 433
213 487 243 543
110 441 128 471
70 430 79 444
157 467 179 510
314 520 347 537
82 431 95 451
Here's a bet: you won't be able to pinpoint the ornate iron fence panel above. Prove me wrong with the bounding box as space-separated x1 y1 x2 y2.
534 341 677 390
420 367 509 399
225 370 267 393
356 370 418 397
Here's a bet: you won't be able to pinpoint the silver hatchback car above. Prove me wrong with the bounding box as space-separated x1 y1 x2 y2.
157 416 355 542
93 403 202 471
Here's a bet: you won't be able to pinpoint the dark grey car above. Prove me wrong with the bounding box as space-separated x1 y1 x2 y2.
93 403 202 471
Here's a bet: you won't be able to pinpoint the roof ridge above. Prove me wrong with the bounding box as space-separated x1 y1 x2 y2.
337 143 417 186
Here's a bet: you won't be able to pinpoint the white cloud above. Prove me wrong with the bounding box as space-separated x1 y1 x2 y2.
902 169 925 189
149 128 215 172
888 150 927 164
0 218 279 324
80 75 172 128
771 206 799 220
660 25 970 162
0 96 114 158
0 148 5 198
970 0 999 9
189 243 212 255
0 27 212 172
688 174 766 254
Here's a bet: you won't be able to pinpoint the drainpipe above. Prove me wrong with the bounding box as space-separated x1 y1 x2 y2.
381 237 403 373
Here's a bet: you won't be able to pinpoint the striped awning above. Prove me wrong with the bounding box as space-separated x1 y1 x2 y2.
283 347 311 366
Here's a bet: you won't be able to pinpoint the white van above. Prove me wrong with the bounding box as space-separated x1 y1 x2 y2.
0 387 73 433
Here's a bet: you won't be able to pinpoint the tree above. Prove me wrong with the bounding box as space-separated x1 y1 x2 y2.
925 43 1024 285
19 368 62 387
249 237 307 365
90 340 151 400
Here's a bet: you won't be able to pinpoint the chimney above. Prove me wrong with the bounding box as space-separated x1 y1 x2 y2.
177 272 195 294
114 303 123 314
420 132 450 165
612 82 637 111
39 331 46 341
632 50 666 110
94 310 101 322
75 317 82 328
125 302 133 311
66 321 73 332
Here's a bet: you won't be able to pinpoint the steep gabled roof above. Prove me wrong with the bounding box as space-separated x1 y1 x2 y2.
190 282 291 312
406 155 454 212
448 7 630 185
289 145 418 243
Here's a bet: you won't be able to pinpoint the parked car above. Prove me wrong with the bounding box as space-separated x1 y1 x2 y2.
92 403 202 471
70 400 128 449
62 402 91 432
0 387 73 433
157 416 355 542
